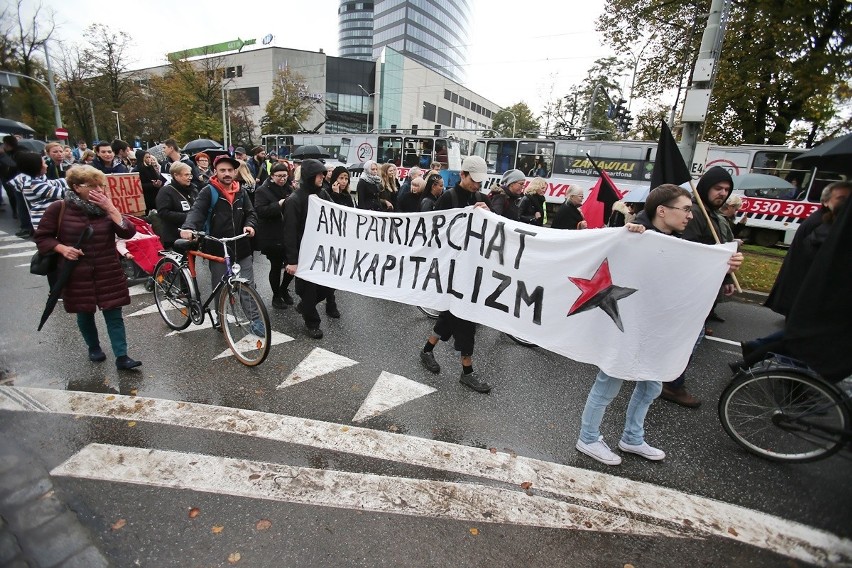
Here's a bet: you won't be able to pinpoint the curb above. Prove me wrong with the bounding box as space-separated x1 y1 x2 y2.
732 288 768 305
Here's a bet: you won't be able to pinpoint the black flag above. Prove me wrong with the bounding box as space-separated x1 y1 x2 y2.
650 120 692 188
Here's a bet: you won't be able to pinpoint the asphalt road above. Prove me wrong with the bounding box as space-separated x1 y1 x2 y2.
0 211 849 568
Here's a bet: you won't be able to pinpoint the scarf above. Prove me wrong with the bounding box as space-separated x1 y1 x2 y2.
67 189 106 217
210 177 240 205
361 161 382 186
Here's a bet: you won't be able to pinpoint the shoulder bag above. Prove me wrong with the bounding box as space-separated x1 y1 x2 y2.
30 201 67 275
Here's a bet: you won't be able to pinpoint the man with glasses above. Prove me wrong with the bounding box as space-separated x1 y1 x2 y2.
575 184 744 465
418 155 494 393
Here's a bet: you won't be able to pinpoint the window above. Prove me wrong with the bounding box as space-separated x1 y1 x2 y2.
444 89 452 101
377 136 402 165
518 141 555 178
437 107 451 126
451 93 458 104
485 141 517 174
230 86 259 106
225 66 243 78
422 101 436 122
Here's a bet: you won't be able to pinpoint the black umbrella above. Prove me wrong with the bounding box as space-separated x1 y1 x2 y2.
37 225 94 331
291 145 331 159
791 132 852 173
17 139 46 153
0 117 35 135
182 138 223 154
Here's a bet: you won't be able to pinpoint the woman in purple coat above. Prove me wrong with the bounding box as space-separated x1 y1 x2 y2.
34 165 142 370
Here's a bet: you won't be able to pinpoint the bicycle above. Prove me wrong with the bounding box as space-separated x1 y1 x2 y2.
152 231 272 366
718 354 852 463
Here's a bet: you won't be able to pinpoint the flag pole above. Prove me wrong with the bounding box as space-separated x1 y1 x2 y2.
687 178 743 293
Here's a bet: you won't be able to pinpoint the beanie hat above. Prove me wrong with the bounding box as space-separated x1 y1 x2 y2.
696 166 734 207
250 146 264 156
330 165 349 185
501 169 525 187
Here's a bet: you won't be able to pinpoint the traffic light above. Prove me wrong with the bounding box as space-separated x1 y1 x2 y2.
619 110 633 133
607 98 626 120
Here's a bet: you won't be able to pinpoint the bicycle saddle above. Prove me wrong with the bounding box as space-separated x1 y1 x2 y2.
172 239 200 254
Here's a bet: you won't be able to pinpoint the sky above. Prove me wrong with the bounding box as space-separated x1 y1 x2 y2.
37 0 615 113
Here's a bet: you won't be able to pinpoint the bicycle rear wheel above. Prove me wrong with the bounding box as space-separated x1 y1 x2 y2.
152 258 193 330
718 369 849 463
219 281 271 366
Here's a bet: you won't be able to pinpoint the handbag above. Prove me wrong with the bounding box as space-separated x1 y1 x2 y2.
30 201 66 276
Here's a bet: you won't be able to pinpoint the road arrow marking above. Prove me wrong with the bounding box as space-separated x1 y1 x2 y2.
277 347 358 389
126 304 165 317
127 284 151 297
52 443 683 538
213 331 293 359
0 241 36 250
1 386 850 567
0 250 37 259
352 371 436 423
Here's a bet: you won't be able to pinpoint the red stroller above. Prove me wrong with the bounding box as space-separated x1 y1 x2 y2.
117 215 164 290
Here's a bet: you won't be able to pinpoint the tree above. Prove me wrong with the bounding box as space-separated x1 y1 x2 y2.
630 102 670 141
490 102 539 138
597 0 852 145
56 42 97 142
229 90 258 147
544 57 625 139
152 56 227 142
261 67 313 135
0 0 56 136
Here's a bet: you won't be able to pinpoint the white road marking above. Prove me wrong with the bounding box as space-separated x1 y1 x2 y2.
15 263 29 268
0 235 28 242
213 331 294 359
52 443 681 538
127 284 151 297
165 319 217 335
352 371 436 423
0 241 36 250
0 250 37 259
2 387 849 566
127 303 168 317
0 231 10 237
277 347 358 389
705 336 740 346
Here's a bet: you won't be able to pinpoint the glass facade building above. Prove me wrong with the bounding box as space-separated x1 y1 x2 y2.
338 0 471 83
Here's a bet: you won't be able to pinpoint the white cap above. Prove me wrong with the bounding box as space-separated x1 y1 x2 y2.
461 155 487 183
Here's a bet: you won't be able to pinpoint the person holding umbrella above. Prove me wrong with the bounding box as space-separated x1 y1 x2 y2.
34 165 142 370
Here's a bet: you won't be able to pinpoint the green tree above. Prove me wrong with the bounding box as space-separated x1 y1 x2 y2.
544 57 625 139
597 0 852 145
261 67 312 135
630 102 670 141
152 56 226 142
490 102 539 138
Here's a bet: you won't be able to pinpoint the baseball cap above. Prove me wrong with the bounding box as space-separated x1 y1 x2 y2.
234 146 246 155
213 155 240 169
461 155 487 183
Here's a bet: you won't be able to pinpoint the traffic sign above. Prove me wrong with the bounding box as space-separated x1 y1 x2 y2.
55 127 69 139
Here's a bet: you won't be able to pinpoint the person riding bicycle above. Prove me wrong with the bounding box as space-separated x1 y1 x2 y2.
180 155 257 321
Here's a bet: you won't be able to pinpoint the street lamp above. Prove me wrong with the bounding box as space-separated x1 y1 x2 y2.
111 110 121 140
627 33 657 112
79 96 99 142
357 84 375 133
502 109 517 138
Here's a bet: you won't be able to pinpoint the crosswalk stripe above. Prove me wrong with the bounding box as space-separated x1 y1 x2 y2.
51 443 682 538
213 331 294 359
277 347 358 389
1 386 847 566
352 371 436 422
0 241 37 251
0 250 37 259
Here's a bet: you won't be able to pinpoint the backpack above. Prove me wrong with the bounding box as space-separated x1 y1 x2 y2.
203 186 246 234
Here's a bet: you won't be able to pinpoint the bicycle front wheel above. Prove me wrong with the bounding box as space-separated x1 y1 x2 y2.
219 281 271 366
152 258 193 330
718 369 849 463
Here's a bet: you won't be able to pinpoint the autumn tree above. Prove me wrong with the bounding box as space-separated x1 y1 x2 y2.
151 56 226 142
261 67 312 135
597 0 852 145
229 90 258 147
490 103 540 138
56 43 97 142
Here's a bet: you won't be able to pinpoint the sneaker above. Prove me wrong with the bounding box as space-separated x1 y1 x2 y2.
282 290 295 305
325 304 341 319
660 385 701 408
15 229 32 239
419 350 440 373
271 296 287 310
459 371 491 393
88 346 106 362
116 355 142 370
305 326 323 339
576 436 622 466
618 440 666 461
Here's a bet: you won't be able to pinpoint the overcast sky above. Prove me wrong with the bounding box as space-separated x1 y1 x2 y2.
38 0 615 113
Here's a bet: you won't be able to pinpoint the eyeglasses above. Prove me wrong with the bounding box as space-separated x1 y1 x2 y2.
78 183 107 189
272 174 288 180
661 204 693 214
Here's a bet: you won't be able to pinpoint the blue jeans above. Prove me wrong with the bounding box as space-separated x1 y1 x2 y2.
579 370 663 446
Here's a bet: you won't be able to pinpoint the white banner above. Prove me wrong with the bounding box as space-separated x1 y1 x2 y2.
296 196 736 381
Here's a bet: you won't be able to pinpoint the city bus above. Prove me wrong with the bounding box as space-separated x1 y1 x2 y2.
472 137 827 245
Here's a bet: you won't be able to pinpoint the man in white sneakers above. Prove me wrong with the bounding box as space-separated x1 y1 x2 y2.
575 184 743 465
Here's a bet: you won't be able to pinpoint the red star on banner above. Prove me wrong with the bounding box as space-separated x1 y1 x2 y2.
567 259 637 332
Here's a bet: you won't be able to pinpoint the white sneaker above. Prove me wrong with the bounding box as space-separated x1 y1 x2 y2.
618 440 666 461
576 436 622 466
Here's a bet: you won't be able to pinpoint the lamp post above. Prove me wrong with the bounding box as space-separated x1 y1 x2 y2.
111 110 121 140
357 84 375 133
79 96 99 142
627 33 657 112
502 109 517 138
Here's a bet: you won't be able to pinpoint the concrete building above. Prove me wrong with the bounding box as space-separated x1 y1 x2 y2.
338 0 472 83
135 44 496 150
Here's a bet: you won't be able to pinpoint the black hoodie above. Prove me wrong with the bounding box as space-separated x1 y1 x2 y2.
283 163 333 265
683 166 735 245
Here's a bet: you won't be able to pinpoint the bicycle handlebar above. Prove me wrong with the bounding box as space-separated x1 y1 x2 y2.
185 230 250 244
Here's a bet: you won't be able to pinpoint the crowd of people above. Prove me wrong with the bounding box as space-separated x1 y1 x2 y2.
9 132 848 468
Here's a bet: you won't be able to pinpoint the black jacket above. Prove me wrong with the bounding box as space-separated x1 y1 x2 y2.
435 184 488 211
284 182 333 265
420 193 439 212
155 182 196 247
633 210 683 237
489 188 521 221
92 156 129 174
398 191 424 213
551 201 584 230
356 177 382 211
330 189 355 208
138 164 167 212
182 183 257 260
253 178 292 254
518 194 545 225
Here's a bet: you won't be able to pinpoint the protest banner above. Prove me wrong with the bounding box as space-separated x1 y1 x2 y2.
296 196 736 381
104 174 145 215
